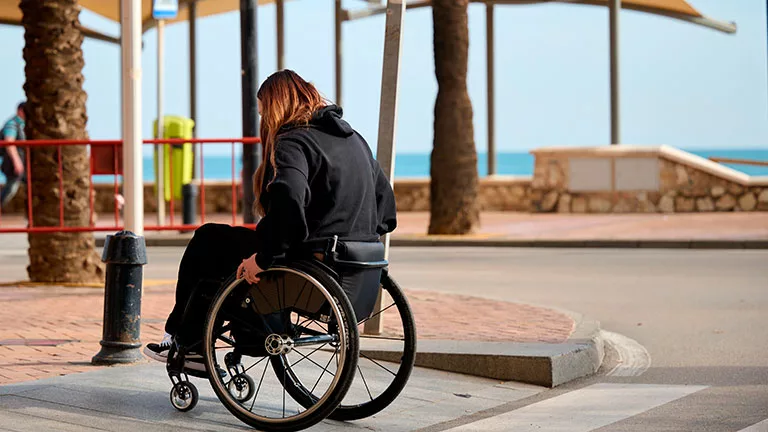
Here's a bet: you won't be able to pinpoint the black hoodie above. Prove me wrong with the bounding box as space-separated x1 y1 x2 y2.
253 105 397 269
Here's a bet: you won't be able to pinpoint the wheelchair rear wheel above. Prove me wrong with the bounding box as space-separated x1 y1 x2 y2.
273 271 417 421
203 261 359 432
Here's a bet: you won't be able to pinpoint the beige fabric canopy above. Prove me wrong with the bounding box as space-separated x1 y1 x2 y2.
0 0 737 40
0 0 278 42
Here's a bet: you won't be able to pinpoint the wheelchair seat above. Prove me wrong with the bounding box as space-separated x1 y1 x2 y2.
298 238 388 322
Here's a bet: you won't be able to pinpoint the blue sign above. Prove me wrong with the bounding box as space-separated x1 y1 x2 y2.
152 0 179 20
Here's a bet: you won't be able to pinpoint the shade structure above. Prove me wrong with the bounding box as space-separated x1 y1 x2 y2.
0 0 736 37
81 0 278 32
0 0 280 42
0 0 275 25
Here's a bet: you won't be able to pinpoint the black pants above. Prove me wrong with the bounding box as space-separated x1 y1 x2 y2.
164 223 260 342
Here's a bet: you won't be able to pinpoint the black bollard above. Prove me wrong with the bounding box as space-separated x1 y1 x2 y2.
181 183 198 229
92 230 148 365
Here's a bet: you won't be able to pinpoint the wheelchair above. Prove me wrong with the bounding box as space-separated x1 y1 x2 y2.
162 237 417 431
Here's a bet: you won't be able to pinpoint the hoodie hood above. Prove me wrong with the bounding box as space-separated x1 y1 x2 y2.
309 105 354 138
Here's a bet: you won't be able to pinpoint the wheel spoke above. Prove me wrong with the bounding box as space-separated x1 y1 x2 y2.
221 310 271 334
310 346 339 394
357 302 397 326
291 347 337 378
294 282 309 328
360 352 397 377
216 334 236 346
287 343 328 368
357 364 374 401
225 356 268 387
252 283 278 315
248 358 270 413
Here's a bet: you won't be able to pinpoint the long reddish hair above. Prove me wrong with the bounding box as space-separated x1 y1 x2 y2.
253 70 328 216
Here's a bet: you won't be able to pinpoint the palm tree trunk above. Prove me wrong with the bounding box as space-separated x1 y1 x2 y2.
21 0 104 283
429 0 480 235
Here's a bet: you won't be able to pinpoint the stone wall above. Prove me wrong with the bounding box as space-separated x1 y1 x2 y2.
0 177 534 214
393 177 532 212
530 146 768 213
3 146 764 216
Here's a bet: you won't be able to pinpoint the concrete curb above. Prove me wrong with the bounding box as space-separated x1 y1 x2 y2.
361 314 605 388
95 236 768 250
390 238 768 249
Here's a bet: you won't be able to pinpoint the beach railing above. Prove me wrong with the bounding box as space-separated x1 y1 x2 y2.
0 137 260 234
708 157 768 167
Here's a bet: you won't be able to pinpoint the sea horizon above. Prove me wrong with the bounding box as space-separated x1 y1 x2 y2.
27 147 768 185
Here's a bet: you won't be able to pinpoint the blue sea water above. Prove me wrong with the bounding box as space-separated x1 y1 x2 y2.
73 148 768 184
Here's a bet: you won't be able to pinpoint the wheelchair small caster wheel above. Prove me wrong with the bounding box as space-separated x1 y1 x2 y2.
228 374 255 402
170 381 198 412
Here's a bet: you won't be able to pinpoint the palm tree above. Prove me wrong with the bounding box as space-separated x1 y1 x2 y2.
429 0 480 235
20 0 104 283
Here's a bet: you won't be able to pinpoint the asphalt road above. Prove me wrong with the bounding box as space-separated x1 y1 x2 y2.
145 246 768 431
2 237 766 430
385 247 768 432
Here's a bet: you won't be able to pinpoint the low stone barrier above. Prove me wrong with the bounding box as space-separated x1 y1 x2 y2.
1 146 764 215
529 145 768 213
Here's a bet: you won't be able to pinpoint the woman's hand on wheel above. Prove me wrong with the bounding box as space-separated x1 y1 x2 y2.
237 254 263 284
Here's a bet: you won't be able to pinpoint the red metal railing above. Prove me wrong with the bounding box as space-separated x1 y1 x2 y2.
0 137 261 234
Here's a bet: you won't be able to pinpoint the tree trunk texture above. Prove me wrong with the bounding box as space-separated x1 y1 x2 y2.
429 0 480 235
20 0 104 283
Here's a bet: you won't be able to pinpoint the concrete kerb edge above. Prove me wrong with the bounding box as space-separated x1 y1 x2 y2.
391 238 768 249
362 313 605 389
100 236 768 249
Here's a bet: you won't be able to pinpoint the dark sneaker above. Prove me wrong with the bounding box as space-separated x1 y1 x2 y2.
144 337 172 363
144 334 206 372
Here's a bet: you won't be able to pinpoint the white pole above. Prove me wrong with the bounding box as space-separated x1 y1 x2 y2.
156 19 166 225
365 0 405 336
121 0 143 235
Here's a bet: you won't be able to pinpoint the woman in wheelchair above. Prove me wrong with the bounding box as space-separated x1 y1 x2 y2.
144 69 397 370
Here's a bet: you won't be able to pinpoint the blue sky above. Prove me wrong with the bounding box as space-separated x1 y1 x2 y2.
0 1 766 154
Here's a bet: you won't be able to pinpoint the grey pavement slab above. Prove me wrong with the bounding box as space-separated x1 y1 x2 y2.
0 362 542 431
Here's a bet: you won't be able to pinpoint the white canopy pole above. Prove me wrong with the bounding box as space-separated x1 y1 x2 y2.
121 0 143 235
156 19 166 225
366 0 405 335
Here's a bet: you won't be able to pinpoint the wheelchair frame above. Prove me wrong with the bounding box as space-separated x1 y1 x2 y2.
160 243 417 431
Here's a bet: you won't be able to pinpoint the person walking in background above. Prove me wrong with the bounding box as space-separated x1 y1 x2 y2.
0 102 27 209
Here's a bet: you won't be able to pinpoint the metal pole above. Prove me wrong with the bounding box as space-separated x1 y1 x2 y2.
609 0 621 145
486 1 496 175
240 0 260 224
121 0 143 235
156 19 166 225
276 0 285 70
365 0 405 335
184 0 199 226
335 0 343 106
190 1 198 141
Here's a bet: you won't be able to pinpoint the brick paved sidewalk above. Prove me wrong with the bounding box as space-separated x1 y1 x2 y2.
0 283 573 385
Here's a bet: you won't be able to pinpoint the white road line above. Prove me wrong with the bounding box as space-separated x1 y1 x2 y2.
602 330 652 377
738 419 768 432
444 383 707 432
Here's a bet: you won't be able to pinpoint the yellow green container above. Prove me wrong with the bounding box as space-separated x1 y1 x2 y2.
153 115 194 201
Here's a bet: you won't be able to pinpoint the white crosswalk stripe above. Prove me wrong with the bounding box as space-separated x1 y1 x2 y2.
738 419 768 432
444 383 707 432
